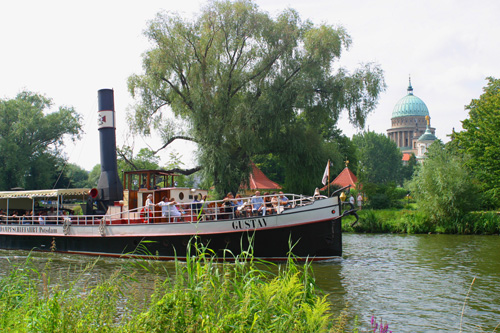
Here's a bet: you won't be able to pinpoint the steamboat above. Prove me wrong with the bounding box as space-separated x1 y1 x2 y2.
0 89 355 261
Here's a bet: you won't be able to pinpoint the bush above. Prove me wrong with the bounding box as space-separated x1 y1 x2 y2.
406 142 481 222
352 210 389 233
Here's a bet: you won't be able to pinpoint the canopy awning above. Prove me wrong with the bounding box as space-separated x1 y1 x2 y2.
0 188 91 199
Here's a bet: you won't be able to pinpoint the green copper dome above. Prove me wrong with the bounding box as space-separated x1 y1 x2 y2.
391 82 429 119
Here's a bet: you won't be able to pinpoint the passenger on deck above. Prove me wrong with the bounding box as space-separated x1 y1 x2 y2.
235 194 245 217
23 210 33 224
191 194 202 216
250 191 264 216
271 192 281 214
279 191 290 208
157 197 183 222
38 212 46 225
145 194 154 208
221 193 236 219
263 192 275 215
199 195 208 220
11 211 19 224
46 207 57 224
63 210 72 223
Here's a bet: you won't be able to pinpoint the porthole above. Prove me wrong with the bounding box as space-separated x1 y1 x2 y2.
179 192 184 200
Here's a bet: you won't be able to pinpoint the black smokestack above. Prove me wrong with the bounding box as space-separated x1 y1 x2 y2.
96 89 123 207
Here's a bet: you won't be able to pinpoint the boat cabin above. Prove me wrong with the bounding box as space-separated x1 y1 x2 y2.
122 169 207 212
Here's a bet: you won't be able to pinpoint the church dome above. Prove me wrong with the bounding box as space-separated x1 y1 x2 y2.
391 82 429 119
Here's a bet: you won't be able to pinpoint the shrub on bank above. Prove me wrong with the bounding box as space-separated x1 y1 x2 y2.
342 209 500 235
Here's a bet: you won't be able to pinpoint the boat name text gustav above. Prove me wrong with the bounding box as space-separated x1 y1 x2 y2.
232 218 267 230
0 226 58 234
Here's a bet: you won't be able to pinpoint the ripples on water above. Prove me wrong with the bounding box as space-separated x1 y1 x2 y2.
1 234 499 332
313 234 500 332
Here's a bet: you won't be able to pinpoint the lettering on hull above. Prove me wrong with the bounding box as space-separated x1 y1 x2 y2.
0 226 59 234
231 218 267 230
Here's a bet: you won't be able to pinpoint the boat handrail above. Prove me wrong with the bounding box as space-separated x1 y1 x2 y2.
0 193 322 226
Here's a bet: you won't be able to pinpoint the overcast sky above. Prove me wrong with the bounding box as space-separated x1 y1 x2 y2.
1 0 499 171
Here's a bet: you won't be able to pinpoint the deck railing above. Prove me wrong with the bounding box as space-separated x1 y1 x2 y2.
0 193 318 226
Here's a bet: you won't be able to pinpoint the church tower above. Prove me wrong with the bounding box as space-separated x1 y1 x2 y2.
387 78 436 156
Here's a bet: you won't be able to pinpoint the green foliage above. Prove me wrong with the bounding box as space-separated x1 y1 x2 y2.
0 256 124 332
454 77 500 207
128 0 385 196
352 131 402 185
463 212 500 234
87 164 101 188
0 245 351 332
401 153 418 182
55 163 90 188
343 208 500 235
117 146 160 173
343 209 434 234
351 209 389 233
252 153 286 186
360 182 402 210
406 141 481 223
0 91 82 190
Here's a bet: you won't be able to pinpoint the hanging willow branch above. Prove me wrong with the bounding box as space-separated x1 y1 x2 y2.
167 166 202 175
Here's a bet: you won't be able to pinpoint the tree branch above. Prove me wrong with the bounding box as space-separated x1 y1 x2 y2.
153 135 197 154
117 150 140 170
167 166 202 175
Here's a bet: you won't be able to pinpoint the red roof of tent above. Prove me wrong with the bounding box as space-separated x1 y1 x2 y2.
243 163 282 190
320 167 358 191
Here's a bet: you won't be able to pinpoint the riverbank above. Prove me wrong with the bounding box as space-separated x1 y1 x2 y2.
0 247 365 332
342 208 500 234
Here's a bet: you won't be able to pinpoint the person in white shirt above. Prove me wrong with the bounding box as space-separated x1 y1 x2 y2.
157 197 183 222
38 212 46 225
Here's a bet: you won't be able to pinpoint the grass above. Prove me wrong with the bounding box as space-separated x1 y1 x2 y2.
0 241 355 332
342 208 500 235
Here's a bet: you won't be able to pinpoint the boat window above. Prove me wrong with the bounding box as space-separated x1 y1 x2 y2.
179 192 184 200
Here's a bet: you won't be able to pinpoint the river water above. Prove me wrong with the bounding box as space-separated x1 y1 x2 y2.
1 234 499 332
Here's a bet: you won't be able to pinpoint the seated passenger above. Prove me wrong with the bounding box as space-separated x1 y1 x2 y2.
263 192 275 216
157 197 184 222
221 193 237 219
279 191 290 208
250 191 264 216
235 194 245 217
271 192 281 214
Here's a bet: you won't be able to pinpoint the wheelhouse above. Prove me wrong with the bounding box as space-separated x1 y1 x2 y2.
122 170 207 211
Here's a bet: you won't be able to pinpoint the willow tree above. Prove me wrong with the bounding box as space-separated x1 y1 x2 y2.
128 0 385 196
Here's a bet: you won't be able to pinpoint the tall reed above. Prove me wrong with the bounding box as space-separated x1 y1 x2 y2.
0 240 351 332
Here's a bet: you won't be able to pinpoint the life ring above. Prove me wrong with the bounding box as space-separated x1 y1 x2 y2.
139 208 150 223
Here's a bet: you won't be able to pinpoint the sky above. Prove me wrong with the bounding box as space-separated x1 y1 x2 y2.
1 0 499 171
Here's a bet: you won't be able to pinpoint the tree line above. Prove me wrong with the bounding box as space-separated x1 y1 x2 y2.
2 0 499 223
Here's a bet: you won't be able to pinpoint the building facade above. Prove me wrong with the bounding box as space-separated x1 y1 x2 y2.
387 79 436 159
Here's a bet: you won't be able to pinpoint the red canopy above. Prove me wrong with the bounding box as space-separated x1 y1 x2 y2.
243 163 282 191
320 167 358 191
